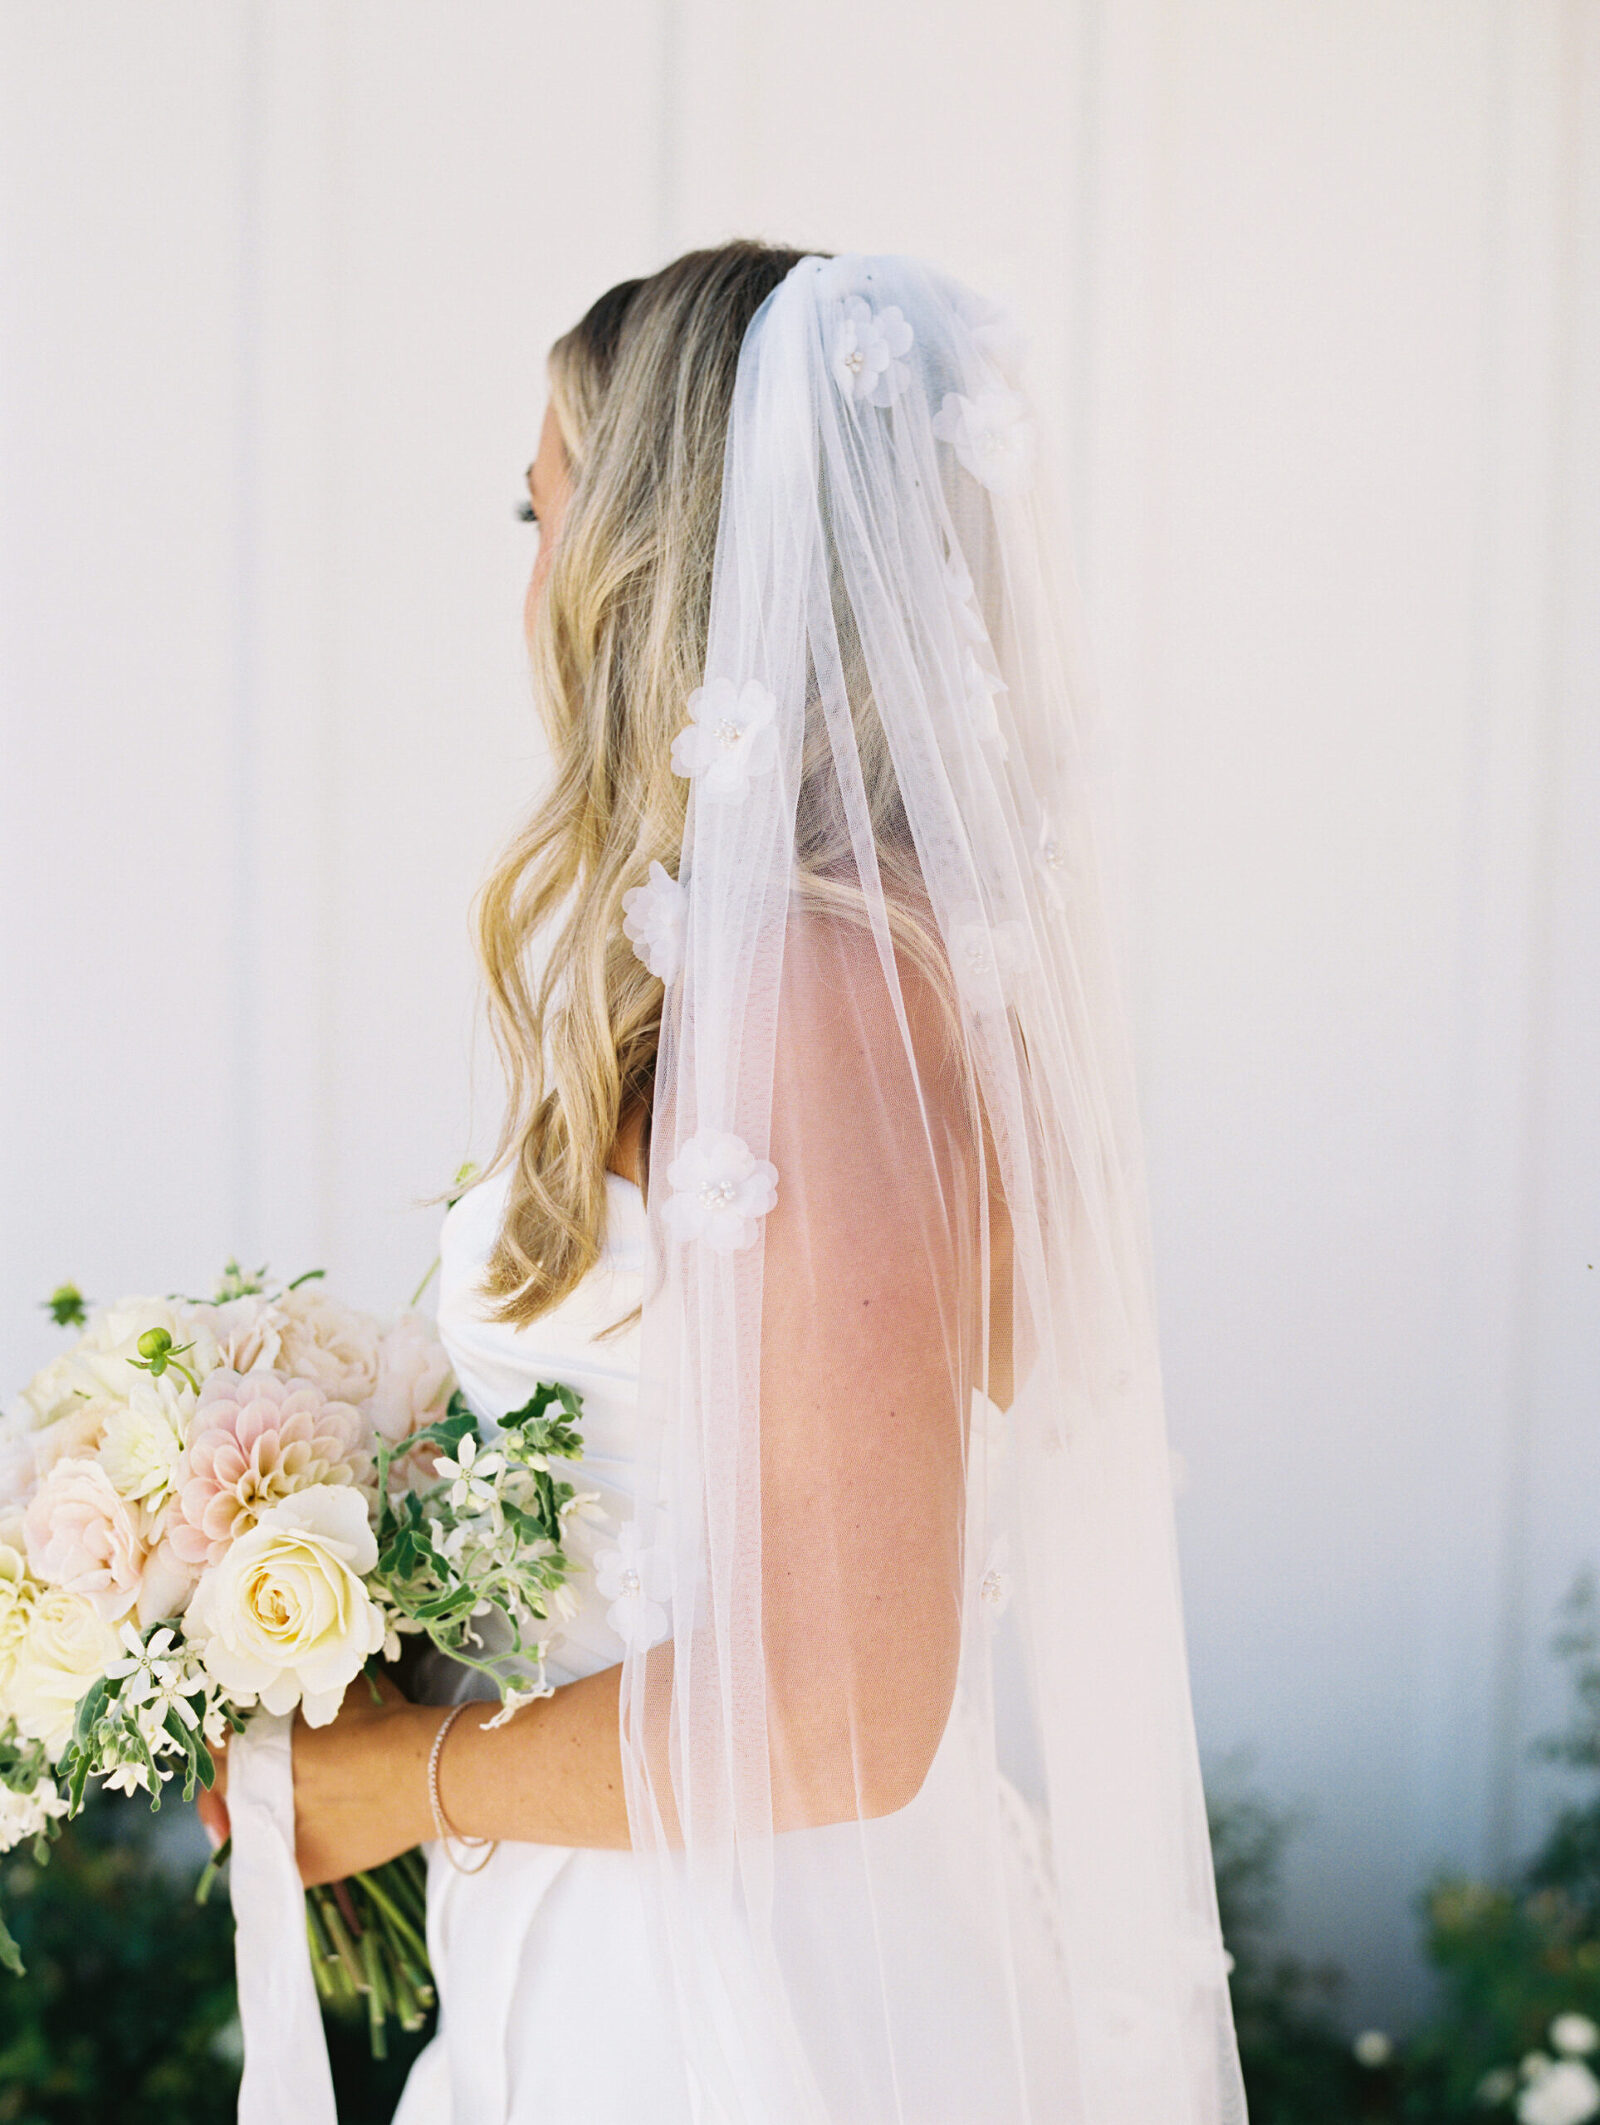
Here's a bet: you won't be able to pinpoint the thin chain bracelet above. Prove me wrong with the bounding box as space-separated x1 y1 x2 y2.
427 1702 499 1876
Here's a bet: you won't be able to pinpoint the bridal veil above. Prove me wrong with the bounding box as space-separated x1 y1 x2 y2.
621 253 1247 2123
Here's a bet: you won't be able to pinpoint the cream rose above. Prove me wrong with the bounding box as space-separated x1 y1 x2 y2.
0 1538 34 1692
8 1350 91 1431
186 1485 383 1725
5 1586 120 1755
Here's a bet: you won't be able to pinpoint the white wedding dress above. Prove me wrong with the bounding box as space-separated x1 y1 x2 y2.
391 1163 1070 2125
393 1165 695 2123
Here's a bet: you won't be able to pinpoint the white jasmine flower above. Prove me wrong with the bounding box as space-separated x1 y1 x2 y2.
1555 2021 1600 2060
621 861 687 982
670 678 779 804
933 389 1037 497
101 1757 153 1798
661 1130 779 1254
1353 2030 1394 2068
106 1624 205 1741
432 1433 506 1517
593 1521 671 1650
0 1773 68 1852
832 295 915 407
1519 2059 1600 2125
186 1485 385 1727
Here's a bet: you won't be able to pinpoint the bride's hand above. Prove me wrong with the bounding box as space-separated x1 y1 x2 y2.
195 1670 439 1887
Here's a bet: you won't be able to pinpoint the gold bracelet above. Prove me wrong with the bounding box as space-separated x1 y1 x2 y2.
427 1702 499 1876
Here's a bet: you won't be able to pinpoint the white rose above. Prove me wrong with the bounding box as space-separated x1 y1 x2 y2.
186 1485 384 1726
99 1383 188 1510
6 1586 120 1756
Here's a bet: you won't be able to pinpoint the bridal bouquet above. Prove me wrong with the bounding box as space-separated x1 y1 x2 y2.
0 1264 589 2051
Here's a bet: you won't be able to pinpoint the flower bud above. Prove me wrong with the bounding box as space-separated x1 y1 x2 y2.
136 1327 173 1361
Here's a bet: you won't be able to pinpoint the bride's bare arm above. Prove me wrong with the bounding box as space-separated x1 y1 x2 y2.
202 926 978 1879
201 1664 630 1885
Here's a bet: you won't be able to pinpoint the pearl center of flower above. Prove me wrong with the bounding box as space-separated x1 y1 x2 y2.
1040 839 1066 869
699 1178 740 1208
979 1570 1007 1607
715 718 743 749
843 346 864 374
619 1566 641 1597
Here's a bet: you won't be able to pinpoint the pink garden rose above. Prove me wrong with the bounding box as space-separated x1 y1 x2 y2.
275 1291 382 1406
133 1526 202 1628
169 1370 371 1569
23 1456 143 1623
367 1314 453 1449
205 1294 287 1376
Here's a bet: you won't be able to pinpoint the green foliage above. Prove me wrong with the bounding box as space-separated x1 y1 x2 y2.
1208 1574 1600 2125
371 1382 586 1694
1206 1769 1369 2123
1398 1577 1600 2115
0 1795 238 2124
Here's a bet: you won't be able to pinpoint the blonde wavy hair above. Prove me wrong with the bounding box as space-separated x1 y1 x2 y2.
477 240 952 1324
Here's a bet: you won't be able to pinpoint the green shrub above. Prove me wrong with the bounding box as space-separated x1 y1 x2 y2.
0 1798 430 2124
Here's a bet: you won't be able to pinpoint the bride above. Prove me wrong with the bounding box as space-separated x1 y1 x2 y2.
210 242 1246 2124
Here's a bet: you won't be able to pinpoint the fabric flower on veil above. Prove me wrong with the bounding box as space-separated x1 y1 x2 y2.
832 295 915 407
661 1131 779 1254
670 678 779 804
932 389 1037 496
621 861 687 982
593 1520 672 1650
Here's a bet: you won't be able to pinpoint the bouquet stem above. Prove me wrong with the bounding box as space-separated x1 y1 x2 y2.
306 1854 436 2055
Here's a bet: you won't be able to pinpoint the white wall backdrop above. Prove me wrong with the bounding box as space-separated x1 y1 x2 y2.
2 0 1596 2026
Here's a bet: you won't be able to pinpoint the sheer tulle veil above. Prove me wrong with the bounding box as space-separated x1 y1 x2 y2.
620 253 1247 2123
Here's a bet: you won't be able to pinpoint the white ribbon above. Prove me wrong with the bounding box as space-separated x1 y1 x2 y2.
228 1711 338 2125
